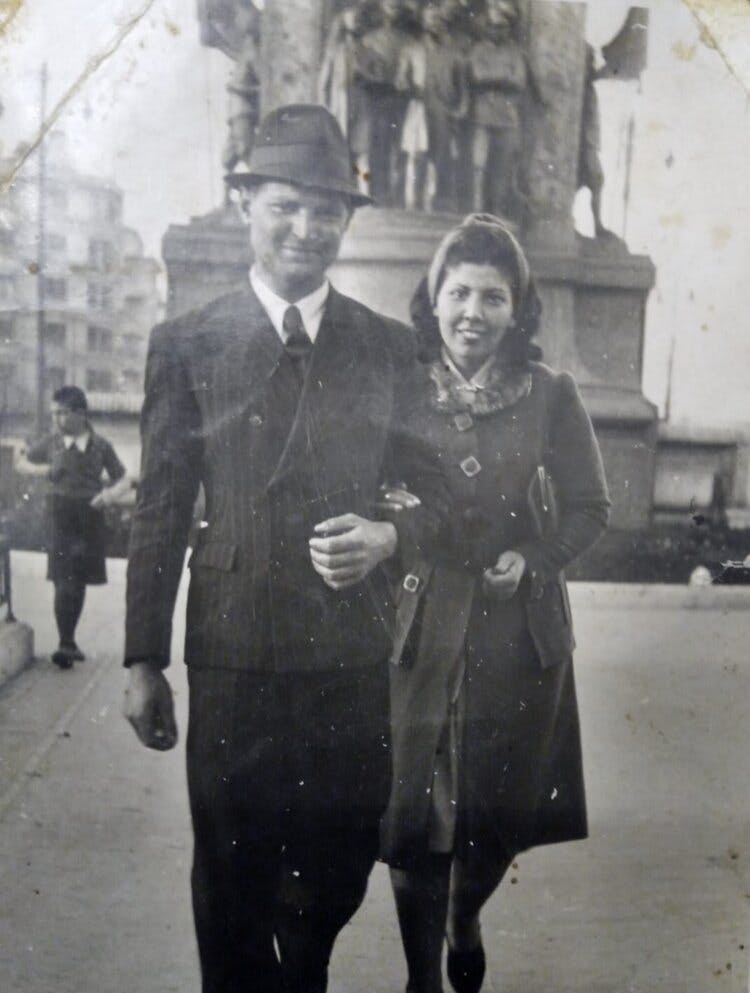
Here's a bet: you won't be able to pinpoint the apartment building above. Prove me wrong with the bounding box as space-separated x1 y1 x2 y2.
0 132 161 435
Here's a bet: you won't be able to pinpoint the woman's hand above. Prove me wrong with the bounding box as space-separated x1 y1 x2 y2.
483 550 526 600
374 483 422 514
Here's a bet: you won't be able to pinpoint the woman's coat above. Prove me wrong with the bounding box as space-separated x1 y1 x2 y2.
381 361 610 865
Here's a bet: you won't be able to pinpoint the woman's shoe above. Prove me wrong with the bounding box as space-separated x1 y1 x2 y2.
446 943 486 993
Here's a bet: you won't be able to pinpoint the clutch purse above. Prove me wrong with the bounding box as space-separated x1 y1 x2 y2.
525 464 575 667
526 464 558 538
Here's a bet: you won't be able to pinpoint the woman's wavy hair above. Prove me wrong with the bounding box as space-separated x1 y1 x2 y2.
411 222 543 368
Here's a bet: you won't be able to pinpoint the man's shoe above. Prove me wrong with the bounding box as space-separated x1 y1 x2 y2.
52 646 75 669
68 643 85 661
446 943 486 993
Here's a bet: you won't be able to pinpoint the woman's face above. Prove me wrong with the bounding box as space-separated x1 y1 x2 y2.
434 262 515 377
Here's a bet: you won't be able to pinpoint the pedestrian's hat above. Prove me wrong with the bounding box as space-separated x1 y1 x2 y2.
225 103 372 207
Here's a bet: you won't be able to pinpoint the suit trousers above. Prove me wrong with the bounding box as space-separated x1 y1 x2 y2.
186 662 391 993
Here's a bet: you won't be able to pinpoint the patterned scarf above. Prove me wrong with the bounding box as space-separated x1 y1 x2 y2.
428 354 532 417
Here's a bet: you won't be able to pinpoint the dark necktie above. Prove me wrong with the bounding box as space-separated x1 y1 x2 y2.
282 305 313 366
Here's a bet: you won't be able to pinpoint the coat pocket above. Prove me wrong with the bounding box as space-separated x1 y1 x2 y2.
188 540 237 572
389 561 434 667
525 576 575 668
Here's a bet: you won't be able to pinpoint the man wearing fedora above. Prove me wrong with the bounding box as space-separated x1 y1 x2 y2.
122 104 447 993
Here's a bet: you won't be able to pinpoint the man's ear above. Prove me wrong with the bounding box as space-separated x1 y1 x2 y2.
237 187 253 223
342 199 354 233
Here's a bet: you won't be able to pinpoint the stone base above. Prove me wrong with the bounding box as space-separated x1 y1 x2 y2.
0 620 34 688
162 207 657 529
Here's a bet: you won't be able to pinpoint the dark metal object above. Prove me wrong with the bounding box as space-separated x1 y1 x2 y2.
0 533 15 621
712 561 750 586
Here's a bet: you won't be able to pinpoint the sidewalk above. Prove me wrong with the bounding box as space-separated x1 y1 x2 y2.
1 552 748 993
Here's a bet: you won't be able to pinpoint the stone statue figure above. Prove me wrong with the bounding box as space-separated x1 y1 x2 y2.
318 3 381 199
396 2 469 212
466 0 531 221
577 7 650 239
197 1 261 193
358 0 414 203
577 43 606 238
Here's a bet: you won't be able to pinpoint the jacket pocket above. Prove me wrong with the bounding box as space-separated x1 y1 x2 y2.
188 540 237 572
525 576 574 668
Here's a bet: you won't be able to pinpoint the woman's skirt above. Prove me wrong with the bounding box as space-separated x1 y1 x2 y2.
46 495 107 585
382 585 587 869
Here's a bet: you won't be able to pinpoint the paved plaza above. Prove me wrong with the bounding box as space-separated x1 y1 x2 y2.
0 553 748 993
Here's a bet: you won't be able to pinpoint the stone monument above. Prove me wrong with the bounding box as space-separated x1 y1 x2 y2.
164 0 656 529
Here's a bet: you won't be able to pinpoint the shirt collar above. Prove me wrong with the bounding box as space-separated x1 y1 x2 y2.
441 348 497 391
249 266 330 344
62 430 91 452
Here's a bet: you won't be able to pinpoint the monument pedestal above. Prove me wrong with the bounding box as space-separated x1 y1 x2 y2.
163 207 656 529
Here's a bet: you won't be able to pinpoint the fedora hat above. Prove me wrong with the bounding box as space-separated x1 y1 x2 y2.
225 103 372 207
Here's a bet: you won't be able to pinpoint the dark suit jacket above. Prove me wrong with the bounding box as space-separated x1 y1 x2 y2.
125 285 447 673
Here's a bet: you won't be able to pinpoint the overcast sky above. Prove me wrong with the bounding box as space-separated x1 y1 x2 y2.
1 0 749 431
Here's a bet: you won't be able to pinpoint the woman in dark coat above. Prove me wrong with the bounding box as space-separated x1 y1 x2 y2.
380 214 610 993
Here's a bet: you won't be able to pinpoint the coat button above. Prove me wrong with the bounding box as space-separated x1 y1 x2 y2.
459 456 481 478
454 411 473 432
249 413 263 427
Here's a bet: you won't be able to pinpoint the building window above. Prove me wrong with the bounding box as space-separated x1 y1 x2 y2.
0 318 13 343
43 276 67 301
46 366 66 392
122 332 142 356
88 239 114 271
86 368 113 392
106 196 120 225
43 322 67 348
87 282 112 311
47 233 67 252
120 368 142 391
87 325 112 352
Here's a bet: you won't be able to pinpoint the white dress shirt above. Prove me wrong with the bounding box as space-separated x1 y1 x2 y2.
250 267 330 343
62 431 91 452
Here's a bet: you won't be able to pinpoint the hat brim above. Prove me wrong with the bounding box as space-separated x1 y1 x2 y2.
225 170 373 208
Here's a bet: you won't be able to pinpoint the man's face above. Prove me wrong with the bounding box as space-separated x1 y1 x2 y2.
422 5 445 35
51 402 86 436
487 0 516 27
244 181 351 300
382 0 402 26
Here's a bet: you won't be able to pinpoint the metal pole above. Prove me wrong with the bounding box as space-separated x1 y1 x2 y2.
34 63 48 437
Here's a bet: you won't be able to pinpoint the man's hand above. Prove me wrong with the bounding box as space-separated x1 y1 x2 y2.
91 476 131 509
482 550 526 601
309 513 398 590
122 662 178 751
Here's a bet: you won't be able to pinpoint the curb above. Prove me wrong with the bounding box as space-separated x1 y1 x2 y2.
569 581 750 611
0 620 35 690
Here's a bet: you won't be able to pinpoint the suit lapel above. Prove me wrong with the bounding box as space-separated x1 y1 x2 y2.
268 288 362 488
217 286 285 391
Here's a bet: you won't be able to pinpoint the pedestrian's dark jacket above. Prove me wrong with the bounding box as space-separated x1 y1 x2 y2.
26 430 125 501
125 285 449 673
